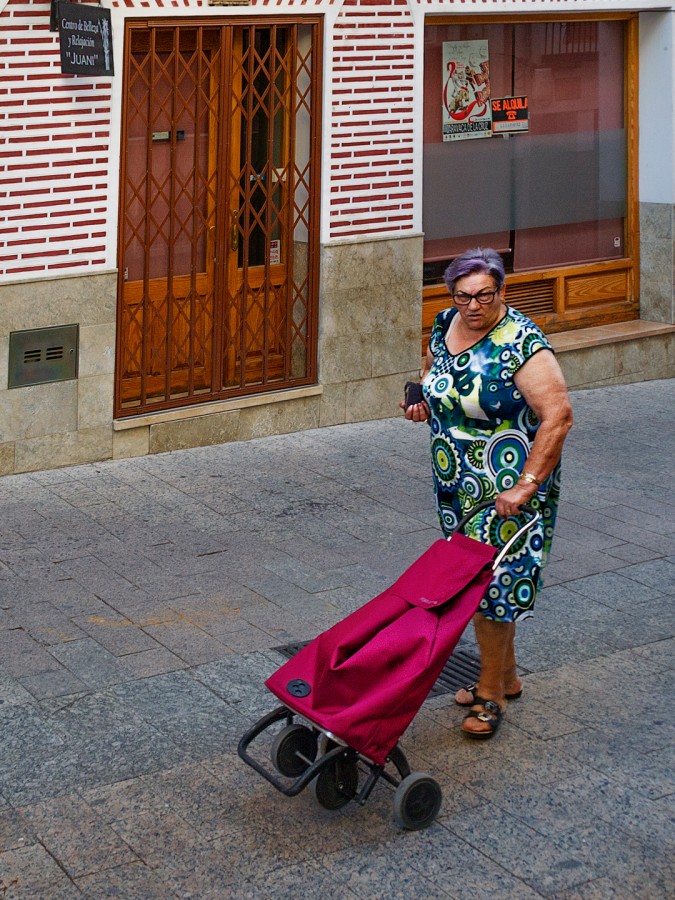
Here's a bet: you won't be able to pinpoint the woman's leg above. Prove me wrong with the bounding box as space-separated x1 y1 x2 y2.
454 615 522 705
502 623 522 697
461 613 515 736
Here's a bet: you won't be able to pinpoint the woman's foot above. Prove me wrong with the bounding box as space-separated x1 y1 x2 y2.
454 680 523 707
461 697 504 739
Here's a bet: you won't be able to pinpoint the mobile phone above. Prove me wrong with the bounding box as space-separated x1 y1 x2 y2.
404 381 424 409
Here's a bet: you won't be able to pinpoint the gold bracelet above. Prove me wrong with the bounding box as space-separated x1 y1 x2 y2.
518 472 542 487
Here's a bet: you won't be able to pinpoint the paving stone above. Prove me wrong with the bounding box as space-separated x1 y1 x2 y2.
3 602 87 646
377 826 543 899
600 504 675 535
551 821 675 891
631 636 675 670
602 542 666 564
47 638 129 688
71 612 161 656
0 808 34 853
561 571 669 609
107 807 297 895
18 667 88 700
514 619 621 670
51 555 141 602
554 519 626 551
192 650 282 719
315 844 452 899
0 547 59 580
234 568 321 607
17 794 138 879
260 555 352 594
443 802 599 894
140 620 231 666
551 870 674 900
0 702 67 763
136 760 254 839
233 860 360 900
29 581 111 618
109 671 246 757
219 624 287 654
47 690 191 789
83 777 171 825
0 673 38 707
542 550 629 586
0 629 62 678
116 646 187 679
612 558 675 592
0 843 80 898
100 595 182 625
76 861 178 899
0 750 86 807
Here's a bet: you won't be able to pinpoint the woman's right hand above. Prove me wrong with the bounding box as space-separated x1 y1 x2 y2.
400 400 430 423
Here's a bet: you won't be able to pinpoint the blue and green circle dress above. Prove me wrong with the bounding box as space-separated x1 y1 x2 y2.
423 306 561 622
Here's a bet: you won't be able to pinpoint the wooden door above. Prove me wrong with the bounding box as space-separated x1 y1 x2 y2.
116 21 321 417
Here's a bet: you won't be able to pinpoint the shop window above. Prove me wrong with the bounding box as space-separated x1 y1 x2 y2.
423 19 627 284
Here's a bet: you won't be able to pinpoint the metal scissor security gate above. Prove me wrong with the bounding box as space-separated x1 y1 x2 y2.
116 20 322 416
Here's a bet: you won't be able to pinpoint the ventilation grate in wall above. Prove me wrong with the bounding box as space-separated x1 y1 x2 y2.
8 325 78 388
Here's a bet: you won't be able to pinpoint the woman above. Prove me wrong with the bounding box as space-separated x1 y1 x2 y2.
404 248 573 738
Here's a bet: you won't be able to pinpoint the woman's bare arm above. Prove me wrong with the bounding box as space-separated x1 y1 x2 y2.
495 349 573 517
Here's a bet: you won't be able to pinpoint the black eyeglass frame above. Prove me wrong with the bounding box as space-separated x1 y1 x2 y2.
451 288 500 306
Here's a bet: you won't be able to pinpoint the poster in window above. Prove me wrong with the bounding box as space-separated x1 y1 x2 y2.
442 40 491 142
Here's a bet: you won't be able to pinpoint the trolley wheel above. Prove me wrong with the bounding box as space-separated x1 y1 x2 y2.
393 772 443 831
310 756 359 810
270 724 318 778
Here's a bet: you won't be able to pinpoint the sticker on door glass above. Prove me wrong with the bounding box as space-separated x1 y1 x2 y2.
269 240 281 265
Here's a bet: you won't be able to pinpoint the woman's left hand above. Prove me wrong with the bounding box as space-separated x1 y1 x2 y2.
495 482 538 519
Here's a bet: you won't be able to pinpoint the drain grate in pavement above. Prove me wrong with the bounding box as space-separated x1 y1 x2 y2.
273 641 481 698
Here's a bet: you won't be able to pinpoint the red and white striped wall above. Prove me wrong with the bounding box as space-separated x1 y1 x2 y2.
1 0 669 280
1 0 112 278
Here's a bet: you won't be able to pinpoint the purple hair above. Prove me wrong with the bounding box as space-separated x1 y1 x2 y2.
443 248 505 294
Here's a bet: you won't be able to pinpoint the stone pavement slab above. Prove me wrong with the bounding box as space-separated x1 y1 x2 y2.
0 378 673 897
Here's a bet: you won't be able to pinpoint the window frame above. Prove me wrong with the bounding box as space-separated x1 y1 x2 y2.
421 11 639 340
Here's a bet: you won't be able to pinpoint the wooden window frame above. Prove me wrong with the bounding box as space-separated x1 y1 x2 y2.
422 12 639 343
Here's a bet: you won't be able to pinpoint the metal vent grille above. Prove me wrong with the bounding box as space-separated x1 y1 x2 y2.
274 641 481 699
8 325 78 388
507 280 556 318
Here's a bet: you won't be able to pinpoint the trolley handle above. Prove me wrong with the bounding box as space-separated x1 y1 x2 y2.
452 499 542 571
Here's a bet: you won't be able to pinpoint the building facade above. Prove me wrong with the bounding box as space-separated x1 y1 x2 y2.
1 0 674 474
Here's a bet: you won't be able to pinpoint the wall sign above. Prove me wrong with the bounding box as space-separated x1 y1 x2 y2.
491 97 529 134
55 2 114 77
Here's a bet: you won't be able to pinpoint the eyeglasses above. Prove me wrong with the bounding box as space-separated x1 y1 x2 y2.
452 289 499 306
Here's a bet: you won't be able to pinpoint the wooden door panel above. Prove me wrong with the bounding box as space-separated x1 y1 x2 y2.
120 275 212 404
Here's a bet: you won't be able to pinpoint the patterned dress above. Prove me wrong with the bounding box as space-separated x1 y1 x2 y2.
423 306 561 622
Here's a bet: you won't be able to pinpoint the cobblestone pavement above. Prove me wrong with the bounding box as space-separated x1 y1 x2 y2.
0 379 673 898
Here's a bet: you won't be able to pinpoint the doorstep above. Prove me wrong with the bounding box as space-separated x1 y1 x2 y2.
549 319 675 353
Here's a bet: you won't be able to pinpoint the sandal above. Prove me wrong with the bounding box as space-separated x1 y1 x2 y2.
461 697 503 740
454 682 523 707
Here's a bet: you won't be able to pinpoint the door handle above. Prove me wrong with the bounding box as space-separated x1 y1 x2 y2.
208 224 216 262
230 210 239 253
